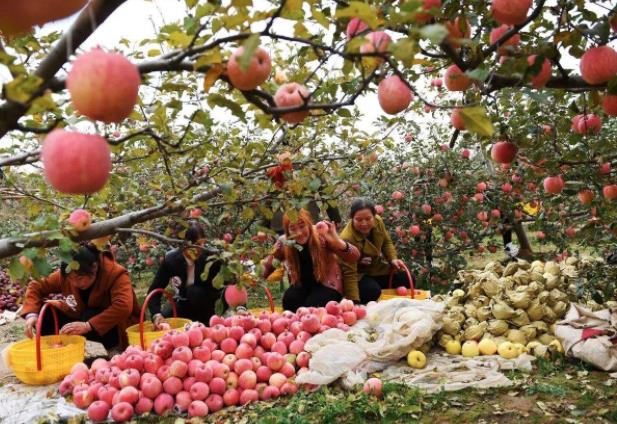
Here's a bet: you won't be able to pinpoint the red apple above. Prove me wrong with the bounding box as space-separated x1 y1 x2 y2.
603 184 617 200
153 393 174 416
0 0 86 36
346 17 368 38
205 394 224 413
580 46 617 85
491 141 517 163
224 284 248 307
492 0 532 25
451 108 465 130
445 17 471 48
602 94 617 116
188 400 209 418
527 55 552 88
68 209 92 232
227 46 272 91
273 83 310 123
444 65 471 91
378 76 413 115
67 49 141 123
489 25 520 55
414 0 442 23
110 401 134 422
42 130 111 194
543 175 564 194
87 400 110 422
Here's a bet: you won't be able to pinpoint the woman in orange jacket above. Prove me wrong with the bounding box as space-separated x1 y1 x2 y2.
20 244 140 350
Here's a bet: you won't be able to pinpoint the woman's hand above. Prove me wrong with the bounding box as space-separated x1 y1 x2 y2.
24 315 38 339
152 313 167 330
320 221 346 250
60 321 91 336
391 259 405 270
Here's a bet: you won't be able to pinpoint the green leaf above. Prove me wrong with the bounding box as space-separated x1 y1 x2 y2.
215 298 224 315
391 37 417 64
335 2 381 29
4 74 43 104
311 6 330 28
241 206 256 220
239 34 260 71
459 106 494 137
309 178 321 191
202 260 215 281
194 49 223 69
419 24 448 44
466 67 490 82
32 257 53 277
8 259 25 281
336 108 352 118
168 31 193 48
212 272 225 289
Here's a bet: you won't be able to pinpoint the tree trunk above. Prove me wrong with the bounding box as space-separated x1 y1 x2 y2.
513 221 534 260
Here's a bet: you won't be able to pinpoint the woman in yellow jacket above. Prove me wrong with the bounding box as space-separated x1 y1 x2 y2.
339 198 409 303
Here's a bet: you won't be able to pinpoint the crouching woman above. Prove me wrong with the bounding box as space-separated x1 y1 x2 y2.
262 209 360 311
21 244 140 350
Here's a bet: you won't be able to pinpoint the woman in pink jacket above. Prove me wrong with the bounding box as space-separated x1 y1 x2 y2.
262 209 360 311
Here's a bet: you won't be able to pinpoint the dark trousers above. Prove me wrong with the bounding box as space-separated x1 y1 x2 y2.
282 283 342 312
358 271 410 304
162 284 225 324
40 307 119 349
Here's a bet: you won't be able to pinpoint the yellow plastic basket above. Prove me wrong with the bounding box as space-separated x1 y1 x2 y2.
8 303 85 385
126 288 191 350
378 263 431 301
248 286 283 315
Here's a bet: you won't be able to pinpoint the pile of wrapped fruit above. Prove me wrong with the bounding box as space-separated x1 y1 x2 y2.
432 256 609 359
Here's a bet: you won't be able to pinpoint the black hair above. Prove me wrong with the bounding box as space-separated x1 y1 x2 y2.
60 243 100 276
185 221 206 243
349 197 376 218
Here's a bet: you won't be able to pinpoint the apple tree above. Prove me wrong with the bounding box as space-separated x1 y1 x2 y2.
0 0 615 299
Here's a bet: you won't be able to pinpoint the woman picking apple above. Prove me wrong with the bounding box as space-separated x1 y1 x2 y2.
261 209 360 311
339 197 410 304
21 243 140 350
147 222 225 328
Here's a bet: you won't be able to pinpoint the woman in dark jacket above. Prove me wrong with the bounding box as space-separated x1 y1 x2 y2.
147 222 224 327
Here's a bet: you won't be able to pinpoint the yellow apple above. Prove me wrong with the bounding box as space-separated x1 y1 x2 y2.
445 340 462 355
497 341 519 359
461 341 479 357
548 339 563 353
478 338 497 355
513 343 527 356
274 69 288 85
407 350 427 369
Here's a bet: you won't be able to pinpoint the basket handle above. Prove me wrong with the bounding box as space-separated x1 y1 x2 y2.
139 288 178 349
388 262 416 299
263 286 275 313
35 303 60 371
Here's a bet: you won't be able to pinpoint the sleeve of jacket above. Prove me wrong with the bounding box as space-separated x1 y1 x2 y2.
379 218 398 262
89 271 134 336
20 271 62 317
261 237 285 279
339 255 360 302
146 257 173 316
329 239 360 263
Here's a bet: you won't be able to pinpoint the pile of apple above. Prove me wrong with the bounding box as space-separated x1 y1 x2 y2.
0 269 24 312
59 300 366 422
